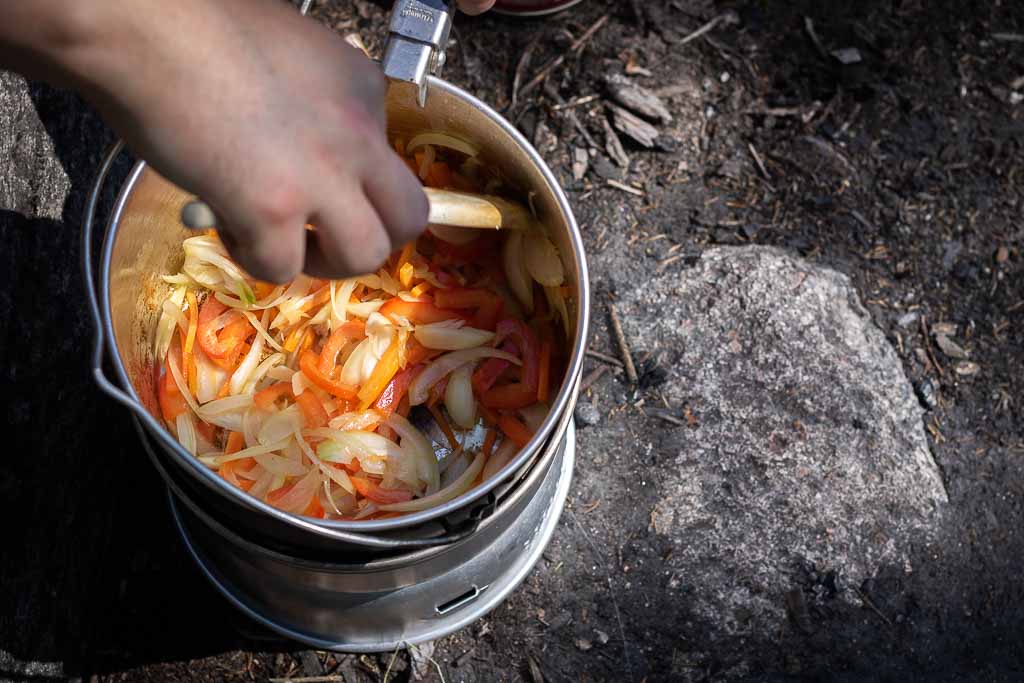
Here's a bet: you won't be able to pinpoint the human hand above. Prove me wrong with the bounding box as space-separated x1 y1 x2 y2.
456 0 496 15
81 0 428 282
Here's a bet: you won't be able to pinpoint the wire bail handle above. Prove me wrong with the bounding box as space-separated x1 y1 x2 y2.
382 0 454 107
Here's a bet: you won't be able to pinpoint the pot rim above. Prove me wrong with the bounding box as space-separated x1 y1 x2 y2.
100 74 590 534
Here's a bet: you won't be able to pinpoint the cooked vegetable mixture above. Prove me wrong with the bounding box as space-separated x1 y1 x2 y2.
154 133 572 520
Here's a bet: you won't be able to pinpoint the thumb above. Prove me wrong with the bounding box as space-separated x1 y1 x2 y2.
456 0 495 15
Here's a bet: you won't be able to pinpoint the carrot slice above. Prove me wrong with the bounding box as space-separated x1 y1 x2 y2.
497 413 533 448
224 431 246 454
428 403 459 451
481 428 497 459
350 475 414 504
537 340 552 403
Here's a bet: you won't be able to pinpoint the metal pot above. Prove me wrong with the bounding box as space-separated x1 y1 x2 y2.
81 0 589 647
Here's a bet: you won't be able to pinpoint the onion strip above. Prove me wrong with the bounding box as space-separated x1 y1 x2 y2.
408 348 520 405
407 132 480 158
378 452 485 512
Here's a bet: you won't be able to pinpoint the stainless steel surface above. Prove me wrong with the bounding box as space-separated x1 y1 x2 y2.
382 0 454 106
170 420 576 652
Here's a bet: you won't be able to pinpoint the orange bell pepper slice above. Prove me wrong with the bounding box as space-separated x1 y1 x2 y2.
356 340 402 410
379 298 468 325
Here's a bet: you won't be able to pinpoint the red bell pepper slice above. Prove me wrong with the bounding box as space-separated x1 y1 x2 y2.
318 320 366 375
374 363 424 417
495 319 540 390
472 341 518 396
253 382 294 411
481 382 538 410
299 351 358 399
294 389 329 428
157 354 188 422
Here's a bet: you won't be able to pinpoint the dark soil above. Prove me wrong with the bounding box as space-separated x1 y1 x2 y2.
2 0 1022 681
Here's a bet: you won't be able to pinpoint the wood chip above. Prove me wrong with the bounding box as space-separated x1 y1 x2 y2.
955 361 980 376
602 118 630 167
608 104 660 148
934 334 968 360
604 74 673 124
572 146 590 181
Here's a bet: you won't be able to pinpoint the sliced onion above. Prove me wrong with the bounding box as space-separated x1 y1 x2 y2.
545 285 571 337
387 414 440 493
407 132 480 158
176 412 197 455
258 407 303 445
199 436 291 467
482 438 518 482
414 322 494 351
418 143 436 180
378 452 485 512
167 352 201 416
267 366 295 382
440 450 471 488
322 481 357 516
503 230 534 313
328 410 382 432
357 274 382 290
427 223 479 245
194 348 229 403
347 300 386 318
268 467 321 514
199 394 253 415
409 348 521 405
154 286 186 360
354 502 380 520
312 430 403 476
523 230 565 287
248 466 277 500
518 402 549 433
242 311 284 352
199 410 244 432
445 364 477 430
228 310 268 395
296 430 356 494
254 452 309 477
330 279 357 329
242 352 285 395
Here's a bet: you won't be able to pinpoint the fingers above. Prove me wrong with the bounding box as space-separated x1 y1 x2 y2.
213 188 307 284
362 142 429 250
457 0 496 15
304 188 393 279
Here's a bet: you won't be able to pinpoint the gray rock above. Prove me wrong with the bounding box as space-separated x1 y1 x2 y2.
574 402 601 427
617 246 947 637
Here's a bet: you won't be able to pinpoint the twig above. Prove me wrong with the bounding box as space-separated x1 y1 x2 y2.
648 410 688 427
606 179 645 196
608 304 638 384
519 15 609 100
511 36 539 109
543 81 599 149
382 645 401 683
804 17 828 58
920 315 944 376
580 365 609 392
269 677 344 683
550 94 600 111
586 349 624 367
747 142 772 184
853 586 894 629
677 11 739 47
992 33 1024 42
569 510 633 680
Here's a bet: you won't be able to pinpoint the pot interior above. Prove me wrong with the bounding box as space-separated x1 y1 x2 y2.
103 77 588 530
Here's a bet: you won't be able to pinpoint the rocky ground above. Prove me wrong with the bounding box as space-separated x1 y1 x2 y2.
1 0 1023 681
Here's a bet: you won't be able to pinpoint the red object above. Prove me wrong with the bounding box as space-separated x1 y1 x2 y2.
493 0 583 16
374 363 423 416
472 341 518 396
300 351 359 399
157 355 188 422
482 382 537 410
497 413 533 447
379 298 468 325
294 390 330 428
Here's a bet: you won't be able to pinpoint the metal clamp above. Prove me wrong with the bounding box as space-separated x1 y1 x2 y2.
382 0 454 107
